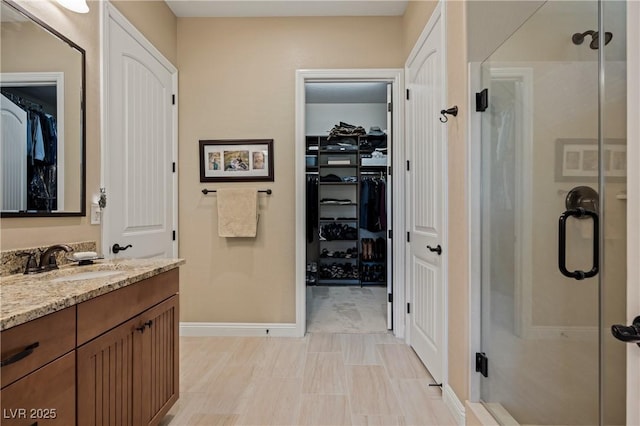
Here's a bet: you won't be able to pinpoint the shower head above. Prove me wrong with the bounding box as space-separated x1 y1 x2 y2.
572 30 613 49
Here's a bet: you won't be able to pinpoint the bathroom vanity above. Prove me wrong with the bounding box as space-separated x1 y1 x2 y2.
0 258 184 426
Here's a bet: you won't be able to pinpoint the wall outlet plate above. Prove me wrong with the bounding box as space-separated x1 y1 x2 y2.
91 203 101 225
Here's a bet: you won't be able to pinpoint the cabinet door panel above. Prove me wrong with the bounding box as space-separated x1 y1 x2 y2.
0 352 75 425
77 316 138 426
0 307 75 389
140 296 179 426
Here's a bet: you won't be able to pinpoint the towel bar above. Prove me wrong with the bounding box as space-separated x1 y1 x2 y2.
202 189 272 195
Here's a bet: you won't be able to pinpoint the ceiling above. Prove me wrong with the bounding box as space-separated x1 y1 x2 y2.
164 0 409 18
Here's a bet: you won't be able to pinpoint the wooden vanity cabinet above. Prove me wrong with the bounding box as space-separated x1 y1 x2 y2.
0 307 76 426
76 270 179 426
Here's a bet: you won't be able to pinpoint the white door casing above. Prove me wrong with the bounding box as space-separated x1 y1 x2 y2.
294 69 405 338
102 2 178 259
627 1 640 424
405 3 447 385
0 93 27 211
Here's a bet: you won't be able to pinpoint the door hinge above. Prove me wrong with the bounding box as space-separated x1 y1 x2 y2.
406 160 410 171
388 229 393 239
172 162 176 173
407 303 411 314
476 88 488 112
407 232 410 242
388 293 393 303
172 230 176 241
388 102 392 112
406 89 410 100
388 166 392 176
172 94 176 105
475 352 488 377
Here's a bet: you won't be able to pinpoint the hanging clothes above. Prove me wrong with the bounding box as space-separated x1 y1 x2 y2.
1 90 59 211
360 176 386 232
306 174 318 242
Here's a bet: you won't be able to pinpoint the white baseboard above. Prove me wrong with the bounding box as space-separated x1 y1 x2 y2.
180 322 299 337
444 384 466 426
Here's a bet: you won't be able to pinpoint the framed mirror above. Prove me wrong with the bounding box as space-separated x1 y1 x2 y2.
0 0 86 217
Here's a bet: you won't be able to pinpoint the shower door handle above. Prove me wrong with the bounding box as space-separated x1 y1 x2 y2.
611 316 640 347
558 208 599 280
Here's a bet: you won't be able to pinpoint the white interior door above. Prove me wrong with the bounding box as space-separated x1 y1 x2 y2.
0 94 27 212
405 10 446 384
103 4 177 259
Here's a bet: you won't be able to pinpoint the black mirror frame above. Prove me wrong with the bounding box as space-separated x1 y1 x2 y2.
1 0 86 218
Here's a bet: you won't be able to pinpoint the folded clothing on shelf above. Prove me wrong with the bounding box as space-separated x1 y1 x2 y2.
327 122 366 140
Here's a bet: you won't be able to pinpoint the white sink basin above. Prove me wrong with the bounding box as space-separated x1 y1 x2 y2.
51 270 125 283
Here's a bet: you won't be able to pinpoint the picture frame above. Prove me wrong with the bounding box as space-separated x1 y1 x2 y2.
199 139 274 182
554 138 626 182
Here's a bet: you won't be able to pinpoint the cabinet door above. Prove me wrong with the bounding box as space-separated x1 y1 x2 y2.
139 296 179 426
0 352 75 425
77 316 139 426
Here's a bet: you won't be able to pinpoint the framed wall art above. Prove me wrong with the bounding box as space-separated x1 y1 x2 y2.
199 139 274 182
555 138 626 182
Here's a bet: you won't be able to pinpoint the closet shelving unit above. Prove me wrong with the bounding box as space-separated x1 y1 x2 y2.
306 134 388 287
315 135 360 285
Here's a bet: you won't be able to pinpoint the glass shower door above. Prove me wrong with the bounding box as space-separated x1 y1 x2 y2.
479 1 627 424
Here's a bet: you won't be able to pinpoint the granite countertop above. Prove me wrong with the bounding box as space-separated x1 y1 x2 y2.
0 258 185 331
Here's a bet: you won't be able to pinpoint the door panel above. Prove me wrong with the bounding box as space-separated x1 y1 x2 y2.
0 94 27 211
105 8 175 259
77 317 136 426
478 1 628 424
406 11 445 384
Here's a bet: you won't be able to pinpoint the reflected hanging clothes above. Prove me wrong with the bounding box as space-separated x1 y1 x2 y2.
306 175 318 242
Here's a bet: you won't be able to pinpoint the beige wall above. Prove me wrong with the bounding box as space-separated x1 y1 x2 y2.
445 0 470 406
177 16 403 323
110 0 177 66
402 1 438 58
0 0 177 252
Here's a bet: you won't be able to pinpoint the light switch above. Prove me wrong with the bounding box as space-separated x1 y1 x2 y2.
91 203 101 225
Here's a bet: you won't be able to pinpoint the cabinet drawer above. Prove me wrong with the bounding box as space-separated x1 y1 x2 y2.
0 307 75 389
77 269 179 345
0 351 75 425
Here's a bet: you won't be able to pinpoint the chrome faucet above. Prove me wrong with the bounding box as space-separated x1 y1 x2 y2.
38 244 74 272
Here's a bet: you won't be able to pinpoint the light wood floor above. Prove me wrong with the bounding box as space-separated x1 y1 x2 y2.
160 333 456 426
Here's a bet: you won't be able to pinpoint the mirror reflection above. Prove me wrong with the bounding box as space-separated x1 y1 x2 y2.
0 0 85 216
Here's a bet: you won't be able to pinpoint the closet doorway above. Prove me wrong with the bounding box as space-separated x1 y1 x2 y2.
295 70 405 337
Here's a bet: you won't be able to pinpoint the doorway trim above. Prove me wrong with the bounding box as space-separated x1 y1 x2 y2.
100 1 178 258
627 2 640 424
294 69 405 338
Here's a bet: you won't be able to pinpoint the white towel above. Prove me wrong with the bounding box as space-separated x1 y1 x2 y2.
217 188 258 237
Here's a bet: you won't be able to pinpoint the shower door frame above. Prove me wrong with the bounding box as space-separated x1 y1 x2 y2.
468 2 640 423
627 3 640 424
